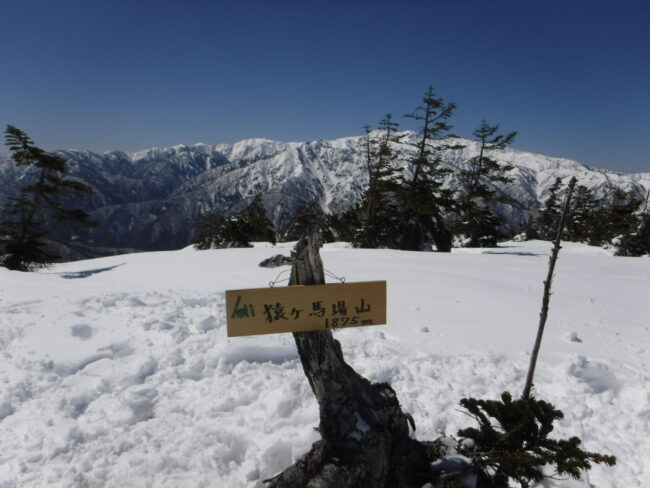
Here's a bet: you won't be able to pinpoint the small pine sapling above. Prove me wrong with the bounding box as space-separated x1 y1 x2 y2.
453 177 616 487
457 392 615 487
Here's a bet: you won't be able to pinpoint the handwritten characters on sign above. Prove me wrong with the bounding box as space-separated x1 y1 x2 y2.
226 281 386 337
257 297 374 327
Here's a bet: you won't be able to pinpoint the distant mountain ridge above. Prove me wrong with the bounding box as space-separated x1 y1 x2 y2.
0 132 648 259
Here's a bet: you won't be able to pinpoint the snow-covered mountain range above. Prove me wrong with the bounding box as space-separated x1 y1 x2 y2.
0 132 648 258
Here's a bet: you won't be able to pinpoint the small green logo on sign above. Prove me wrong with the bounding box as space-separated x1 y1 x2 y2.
231 295 255 318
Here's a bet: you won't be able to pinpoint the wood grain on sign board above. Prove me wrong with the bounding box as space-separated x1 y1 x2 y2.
225 281 386 337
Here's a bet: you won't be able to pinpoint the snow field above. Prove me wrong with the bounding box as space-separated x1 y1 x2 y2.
0 241 649 487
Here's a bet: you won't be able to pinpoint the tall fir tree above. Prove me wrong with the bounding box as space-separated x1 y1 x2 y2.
606 187 641 238
353 115 401 248
565 184 598 242
527 177 564 240
0 126 96 271
454 119 517 247
397 86 462 252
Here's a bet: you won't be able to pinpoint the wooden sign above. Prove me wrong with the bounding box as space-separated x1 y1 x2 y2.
226 281 386 337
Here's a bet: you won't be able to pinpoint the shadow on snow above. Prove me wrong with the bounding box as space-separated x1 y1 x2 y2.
59 263 126 279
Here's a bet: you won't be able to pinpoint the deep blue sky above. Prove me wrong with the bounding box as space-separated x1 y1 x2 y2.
1 0 648 172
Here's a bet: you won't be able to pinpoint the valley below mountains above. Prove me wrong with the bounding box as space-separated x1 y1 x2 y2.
1 132 648 260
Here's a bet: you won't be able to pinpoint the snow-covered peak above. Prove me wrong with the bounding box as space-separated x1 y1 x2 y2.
0 133 648 258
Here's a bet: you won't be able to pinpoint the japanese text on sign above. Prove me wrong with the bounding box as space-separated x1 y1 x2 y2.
225 281 386 337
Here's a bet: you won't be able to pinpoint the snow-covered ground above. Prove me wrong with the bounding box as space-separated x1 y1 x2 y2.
1 241 648 487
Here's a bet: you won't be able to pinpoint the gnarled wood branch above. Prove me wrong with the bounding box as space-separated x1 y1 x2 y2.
266 233 429 488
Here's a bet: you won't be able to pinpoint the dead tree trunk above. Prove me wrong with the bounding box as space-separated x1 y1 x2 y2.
522 176 577 400
266 233 430 488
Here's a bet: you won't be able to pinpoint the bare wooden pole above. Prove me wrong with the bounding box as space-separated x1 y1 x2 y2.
522 176 577 400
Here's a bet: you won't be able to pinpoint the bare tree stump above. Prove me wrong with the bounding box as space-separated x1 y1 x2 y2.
266 233 430 488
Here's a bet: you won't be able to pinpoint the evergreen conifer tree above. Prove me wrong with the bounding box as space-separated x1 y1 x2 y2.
565 184 597 242
353 115 401 248
243 194 276 244
613 190 648 256
283 202 335 242
530 182 643 249
527 177 563 240
588 186 640 246
615 211 650 256
194 214 251 249
454 120 516 247
607 187 641 237
457 392 616 487
397 87 462 252
194 193 276 249
0 126 96 271
328 206 361 243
